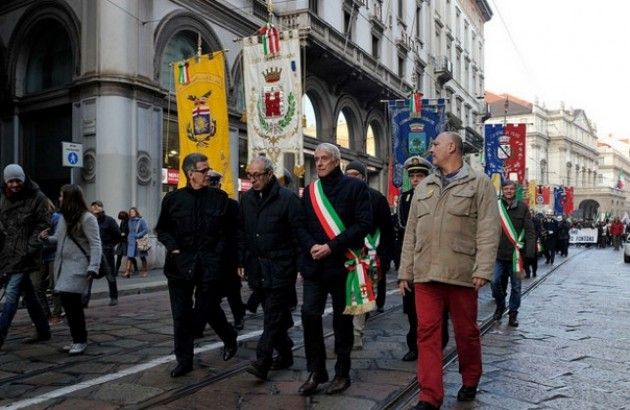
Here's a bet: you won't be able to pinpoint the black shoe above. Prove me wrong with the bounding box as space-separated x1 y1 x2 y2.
23 332 51 344
108 298 118 306
508 312 519 327
457 385 477 401
325 375 351 394
298 371 329 396
376 306 385 313
493 305 506 321
245 361 268 380
170 363 192 378
401 350 418 361
222 341 238 361
532 273 537 277
412 401 440 410
270 355 293 370
234 317 244 331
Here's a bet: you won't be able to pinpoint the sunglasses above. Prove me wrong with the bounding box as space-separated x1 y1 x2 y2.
191 168 211 174
247 172 269 179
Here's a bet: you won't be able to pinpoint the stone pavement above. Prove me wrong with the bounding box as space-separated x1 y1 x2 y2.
442 248 630 409
90 268 167 300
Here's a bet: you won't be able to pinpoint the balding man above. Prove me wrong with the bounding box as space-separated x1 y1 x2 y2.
399 132 500 409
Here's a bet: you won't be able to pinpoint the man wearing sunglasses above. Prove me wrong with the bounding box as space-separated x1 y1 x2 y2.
156 153 238 378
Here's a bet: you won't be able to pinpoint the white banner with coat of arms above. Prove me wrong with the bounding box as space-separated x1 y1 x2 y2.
243 29 304 177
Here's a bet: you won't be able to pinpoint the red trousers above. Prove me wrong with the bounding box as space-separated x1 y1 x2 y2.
415 283 482 407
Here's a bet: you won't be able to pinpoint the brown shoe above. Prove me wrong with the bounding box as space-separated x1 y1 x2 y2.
325 375 351 394
298 371 329 396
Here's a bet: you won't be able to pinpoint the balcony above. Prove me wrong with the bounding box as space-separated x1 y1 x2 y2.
434 56 453 84
464 126 484 153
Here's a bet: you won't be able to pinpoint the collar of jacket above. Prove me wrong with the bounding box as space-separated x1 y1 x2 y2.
426 162 473 189
319 166 343 185
501 197 519 210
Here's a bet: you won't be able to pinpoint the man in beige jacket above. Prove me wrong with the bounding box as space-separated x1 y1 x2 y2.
398 132 500 410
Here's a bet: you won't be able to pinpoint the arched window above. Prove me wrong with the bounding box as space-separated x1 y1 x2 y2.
336 109 352 149
160 31 208 90
24 21 73 94
366 120 383 157
302 94 318 138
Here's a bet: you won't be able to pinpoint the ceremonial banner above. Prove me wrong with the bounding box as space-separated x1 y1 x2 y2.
389 98 446 188
484 123 526 184
553 186 565 215
563 186 574 215
386 158 400 207
536 185 551 205
243 29 303 177
173 52 234 193
527 179 537 207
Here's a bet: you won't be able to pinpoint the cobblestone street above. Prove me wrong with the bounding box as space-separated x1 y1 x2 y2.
0 247 627 409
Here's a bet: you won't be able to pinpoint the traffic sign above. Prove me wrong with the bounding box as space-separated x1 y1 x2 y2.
62 142 83 167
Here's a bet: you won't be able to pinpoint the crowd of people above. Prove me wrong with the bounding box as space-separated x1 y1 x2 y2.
1 132 624 409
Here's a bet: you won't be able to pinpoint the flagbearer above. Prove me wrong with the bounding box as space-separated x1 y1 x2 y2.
299 143 372 396
492 180 536 327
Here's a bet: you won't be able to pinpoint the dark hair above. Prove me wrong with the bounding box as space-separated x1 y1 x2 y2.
129 207 142 218
118 210 129 220
182 153 208 179
59 184 89 235
502 180 517 188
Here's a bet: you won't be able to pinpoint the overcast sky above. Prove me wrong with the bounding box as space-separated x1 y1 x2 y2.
484 0 630 139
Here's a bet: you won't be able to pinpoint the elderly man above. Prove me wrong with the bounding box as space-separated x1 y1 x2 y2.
343 160 394 350
238 156 312 380
299 143 372 395
0 164 51 349
492 180 535 328
399 132 500 409
155 153 238 378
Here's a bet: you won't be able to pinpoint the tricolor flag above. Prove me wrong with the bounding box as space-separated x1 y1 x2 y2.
259 23 280 56
408 92 423 117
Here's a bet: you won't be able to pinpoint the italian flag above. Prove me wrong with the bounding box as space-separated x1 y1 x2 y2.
408 92 423 116
260 23 280 56
310 180 376 315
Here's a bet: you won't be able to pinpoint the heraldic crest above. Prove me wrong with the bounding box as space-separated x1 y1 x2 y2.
186 90 217 147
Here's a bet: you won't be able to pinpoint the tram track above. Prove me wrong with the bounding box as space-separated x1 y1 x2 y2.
375 251 581 410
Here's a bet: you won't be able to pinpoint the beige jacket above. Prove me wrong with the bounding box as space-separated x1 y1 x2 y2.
398 164 500 287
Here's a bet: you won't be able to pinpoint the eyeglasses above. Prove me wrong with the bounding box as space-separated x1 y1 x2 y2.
191 168 210 174
247 172 269 180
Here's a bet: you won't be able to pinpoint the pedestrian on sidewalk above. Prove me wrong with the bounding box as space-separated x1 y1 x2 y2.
492 180 535 328
124 207 149 277
91 201 121 306
156 152 238 378
298 143 372 396
34 199 63 325
398 132 500 409
343 160 394 351
610 217 624 251
115 210 133 274
40 184 101 356
0 164 51 349
238 156 312 380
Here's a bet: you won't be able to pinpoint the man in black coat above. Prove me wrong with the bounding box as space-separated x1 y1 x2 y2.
238 156 312 380
298 143 372 396
343 160 394 350
155 153 238 378
90 201 121 306
491 180 536 327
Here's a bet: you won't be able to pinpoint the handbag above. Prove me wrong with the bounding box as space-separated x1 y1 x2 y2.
135 220 151 252
68 235 110 279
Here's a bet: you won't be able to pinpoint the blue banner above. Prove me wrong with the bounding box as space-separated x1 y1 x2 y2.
389 98 446 188
484 123 504 179
554 186 565 216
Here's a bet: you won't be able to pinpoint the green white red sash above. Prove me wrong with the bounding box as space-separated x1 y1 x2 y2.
309 180 376 315
364 228 381 281
498 199 525 272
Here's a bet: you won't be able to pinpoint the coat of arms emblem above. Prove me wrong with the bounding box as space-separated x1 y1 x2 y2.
187 90 216 147
256 67 296 142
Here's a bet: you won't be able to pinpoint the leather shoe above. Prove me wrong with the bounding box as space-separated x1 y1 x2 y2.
170 363 192 378
245 361 268 380
401 350 418 361
508 312 519 327
23 332 51 344
457 385 477 401
298 371 329 395
325 375 351 394
412 401 440 410
270 355 293 370
222 342 238 361
493 305 506 321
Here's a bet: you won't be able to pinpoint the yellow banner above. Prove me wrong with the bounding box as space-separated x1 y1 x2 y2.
527 179 537 207
173 52 234 194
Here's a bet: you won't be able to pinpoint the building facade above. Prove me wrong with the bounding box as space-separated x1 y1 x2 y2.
0 0 491 226
485 92 627 219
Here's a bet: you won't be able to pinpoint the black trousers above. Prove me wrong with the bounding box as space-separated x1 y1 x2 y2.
376 258 390 309
255 286 294 367
169 277 237 366
222 273 245 321
301 275 352 378
524 256 538 277
60 292 87 343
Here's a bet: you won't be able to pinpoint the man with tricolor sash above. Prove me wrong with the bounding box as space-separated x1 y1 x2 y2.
343 160 394 351
492 180 536 328
399 132 500 409
299 143 372 396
